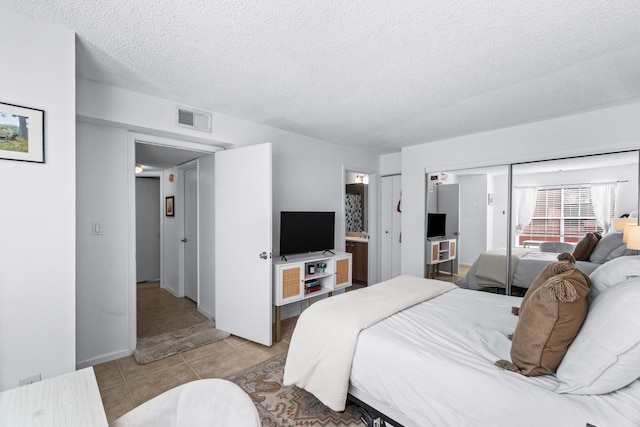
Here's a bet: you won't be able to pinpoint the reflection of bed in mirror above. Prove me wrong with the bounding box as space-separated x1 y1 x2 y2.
456 231 634 291
456 248 599 290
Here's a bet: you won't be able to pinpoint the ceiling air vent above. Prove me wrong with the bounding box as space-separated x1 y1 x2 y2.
176 106 212 133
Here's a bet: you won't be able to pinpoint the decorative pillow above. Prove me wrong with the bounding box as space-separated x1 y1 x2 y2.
514 253 576 316
556 278 640 394
589 231 625 264
498 257 591 376
589 256 640 299
572 233 599 261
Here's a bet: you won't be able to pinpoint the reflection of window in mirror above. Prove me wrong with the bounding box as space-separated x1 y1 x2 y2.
512 151 639 249
499 151 639 295
437 150 639 297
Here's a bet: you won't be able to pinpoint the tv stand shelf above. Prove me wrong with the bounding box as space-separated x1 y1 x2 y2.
426 238 456 279
273 251 352 342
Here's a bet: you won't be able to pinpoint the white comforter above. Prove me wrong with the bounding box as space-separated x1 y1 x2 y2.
349 288 640 427
283 275 456 411
475 247 532 285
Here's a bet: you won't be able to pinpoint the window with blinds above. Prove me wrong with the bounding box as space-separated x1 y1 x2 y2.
520 185 605 244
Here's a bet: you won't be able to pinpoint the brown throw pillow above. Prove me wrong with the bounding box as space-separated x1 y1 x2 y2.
572 233 599 261
513 253 576 316
498 259 591 376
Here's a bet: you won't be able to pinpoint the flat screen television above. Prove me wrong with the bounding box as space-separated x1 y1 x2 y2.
280 211 335 257
426 213 446 239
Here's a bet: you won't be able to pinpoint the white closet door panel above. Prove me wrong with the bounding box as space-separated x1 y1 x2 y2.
381 177 393 281
391 175 402 278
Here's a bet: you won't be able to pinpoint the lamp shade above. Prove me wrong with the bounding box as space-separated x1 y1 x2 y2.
625 225 640 250
612 217 634 231
623 219 639 243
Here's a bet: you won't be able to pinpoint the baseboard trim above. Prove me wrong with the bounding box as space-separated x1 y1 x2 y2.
198 306 214 319
76 348 133 370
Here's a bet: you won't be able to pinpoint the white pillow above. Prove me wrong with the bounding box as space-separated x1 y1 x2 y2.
588 256 640 299
555 278 640 394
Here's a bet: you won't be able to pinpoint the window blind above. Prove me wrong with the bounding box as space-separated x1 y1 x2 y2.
520 185 606 243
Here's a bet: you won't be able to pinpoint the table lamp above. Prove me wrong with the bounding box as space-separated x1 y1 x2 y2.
612 217 635 231
624 224 640 253
623 219 639 243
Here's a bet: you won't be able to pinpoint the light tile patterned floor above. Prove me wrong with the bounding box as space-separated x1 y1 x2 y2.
94 281 295 423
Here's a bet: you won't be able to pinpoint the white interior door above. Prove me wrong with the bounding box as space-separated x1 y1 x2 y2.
184 167 198 302
215 143 272 346
437 183 460 274
136 177 161 282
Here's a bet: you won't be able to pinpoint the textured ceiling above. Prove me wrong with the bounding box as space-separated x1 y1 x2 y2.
3 1 640 153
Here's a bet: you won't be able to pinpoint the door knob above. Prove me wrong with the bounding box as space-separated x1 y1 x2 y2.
181 238 188 242
259 251 268 259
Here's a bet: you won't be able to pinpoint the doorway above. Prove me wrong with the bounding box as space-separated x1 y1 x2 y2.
132 136 219 345
436 183 459 274
345 169 378 287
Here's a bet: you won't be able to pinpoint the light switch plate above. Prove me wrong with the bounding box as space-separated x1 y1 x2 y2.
92 221 102 235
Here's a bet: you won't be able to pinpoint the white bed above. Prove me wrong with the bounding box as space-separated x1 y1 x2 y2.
284 274 640 427
348 288 640 427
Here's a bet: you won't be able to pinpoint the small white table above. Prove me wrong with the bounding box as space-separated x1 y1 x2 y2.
0 367 108 426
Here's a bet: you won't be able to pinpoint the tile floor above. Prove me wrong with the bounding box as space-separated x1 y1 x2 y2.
93 281 296 423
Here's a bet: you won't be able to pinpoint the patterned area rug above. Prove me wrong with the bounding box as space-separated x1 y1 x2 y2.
226 352 363 426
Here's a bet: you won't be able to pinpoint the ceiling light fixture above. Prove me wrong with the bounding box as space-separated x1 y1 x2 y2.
355 174 369 184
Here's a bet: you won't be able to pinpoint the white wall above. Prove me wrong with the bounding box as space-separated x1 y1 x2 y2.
0 10 76 391
401 102 640 277
271 137 379 257
380 152 401 176
492 174 510 251
75 80 379 363
272 138 379 319
76 122 132 367
458 175 489 266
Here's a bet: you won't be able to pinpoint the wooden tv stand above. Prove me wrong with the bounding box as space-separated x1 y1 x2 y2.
426 238 456 279
272 251 352 342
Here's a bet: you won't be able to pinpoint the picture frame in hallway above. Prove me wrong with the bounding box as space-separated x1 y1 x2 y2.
165 196 175 217
0 102 45 163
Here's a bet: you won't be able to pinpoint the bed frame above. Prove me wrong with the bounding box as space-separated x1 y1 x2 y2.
347 387 414 427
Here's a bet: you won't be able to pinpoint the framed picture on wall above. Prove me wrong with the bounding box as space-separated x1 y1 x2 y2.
165 196 175 217
0 102 45 163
